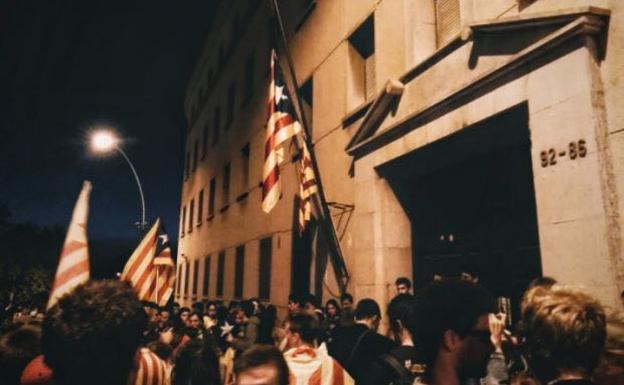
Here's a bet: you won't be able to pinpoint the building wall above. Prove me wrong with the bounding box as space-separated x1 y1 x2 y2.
178 0 624 312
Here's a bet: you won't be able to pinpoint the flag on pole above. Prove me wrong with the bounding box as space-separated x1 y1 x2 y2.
298 140 318 234
121 218 175 306
262 49 302 213
47 181 92 310
152 229 175 307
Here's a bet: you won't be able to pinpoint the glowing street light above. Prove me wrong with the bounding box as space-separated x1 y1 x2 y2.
89 128 148 230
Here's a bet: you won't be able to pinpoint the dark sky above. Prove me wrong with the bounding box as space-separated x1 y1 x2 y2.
0 1 218 247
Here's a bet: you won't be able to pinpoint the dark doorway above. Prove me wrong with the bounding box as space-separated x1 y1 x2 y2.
291 195 313 296
378 104 541 316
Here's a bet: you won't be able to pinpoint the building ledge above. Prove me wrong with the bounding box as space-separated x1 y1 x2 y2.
346 7 609 159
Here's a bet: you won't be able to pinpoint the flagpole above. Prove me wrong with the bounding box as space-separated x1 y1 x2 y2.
269 0 349 292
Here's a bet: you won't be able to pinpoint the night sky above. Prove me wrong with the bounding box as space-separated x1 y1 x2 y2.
1 1 218 274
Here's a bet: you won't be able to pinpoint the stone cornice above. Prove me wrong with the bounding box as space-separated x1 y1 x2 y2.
346 7 609 159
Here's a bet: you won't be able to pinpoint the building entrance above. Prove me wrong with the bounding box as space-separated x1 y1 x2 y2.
378 104 541 316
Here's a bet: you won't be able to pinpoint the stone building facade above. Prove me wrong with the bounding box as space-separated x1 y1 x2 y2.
177 0 624 313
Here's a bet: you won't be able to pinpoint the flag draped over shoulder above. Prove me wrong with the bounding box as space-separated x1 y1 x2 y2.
298 140 318 234
128 347 170 385
47 181 92 310
262 49 302 213
121 218 176 306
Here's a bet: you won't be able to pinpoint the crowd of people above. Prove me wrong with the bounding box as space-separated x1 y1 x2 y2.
1 275 623 385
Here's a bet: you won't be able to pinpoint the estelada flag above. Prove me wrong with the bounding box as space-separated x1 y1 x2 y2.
47 181 92 310
121 218 175 306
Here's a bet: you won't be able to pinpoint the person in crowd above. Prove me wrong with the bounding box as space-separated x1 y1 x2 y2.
189 311 208 340
173 302 181 316
158 307 171 328
284 314 354 385
258 304 278 345
329 298 396 382
233 344 290 385
412 278 496 385
339 293 355 327
521 284 606 385
594 308 624 385
287 294 304 316
203 301 218 329
321 299 341 342
0 323 41 385
41 280 148 385
178 307 191 328
173 336 221 385
143 301 160 325
229 301 259 353
361 294 424 385
395 277 413 296
302 294 324 321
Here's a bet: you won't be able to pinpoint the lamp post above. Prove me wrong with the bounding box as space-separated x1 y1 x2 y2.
90 130 149 230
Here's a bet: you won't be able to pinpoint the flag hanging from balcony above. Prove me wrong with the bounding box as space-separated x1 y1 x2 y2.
121 218 176 306
47 181 92 310
262 49 302 213
298 140 318 233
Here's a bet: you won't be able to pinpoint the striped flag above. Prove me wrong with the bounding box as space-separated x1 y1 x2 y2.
152 230 176 307
121 218 171 305
298 140 318 234
46 181 92 310
128 347 170 385
262 49 302 213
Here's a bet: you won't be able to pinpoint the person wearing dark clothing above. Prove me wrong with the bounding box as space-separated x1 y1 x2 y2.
328 298 396 383
360 294 424 385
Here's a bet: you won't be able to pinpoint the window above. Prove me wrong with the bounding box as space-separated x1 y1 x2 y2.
180 205 186 237
192 140 199 172
243 53 255 105
222 163 231 208
239 144 250 199
192 259 199 297
216 251 225 297
212 107 220 146
347 15 375 109
176 264 183 297
435 0 460 47
202 124 209 159
184 262 190 298
259 237 272 300
208 178 216 218
203 256 211 297
227 84 235 128
235 245 245 298
197 189 204 226
188 199 194 233
185 151 191 179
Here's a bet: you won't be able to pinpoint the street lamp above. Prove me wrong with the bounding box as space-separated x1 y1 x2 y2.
89 129 148 230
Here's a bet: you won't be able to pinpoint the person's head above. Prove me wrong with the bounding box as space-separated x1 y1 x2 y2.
287 314 319 348
179 307 191 326
413 279 496 382
235 308 249 326
0 323 41 385
527 276 557 291
521 285 606 383
206 302 217 319
159 307 171 324
354 298 382 331
189 312 204 330
42 280 146 385
340 293 353 309
325 299 340 318
387 293 418 344
173 302 181 314
395 277 412 295
234 344 289 385
302 294 319 317
287 294 303 314
142 301 160 324
173 338 221 385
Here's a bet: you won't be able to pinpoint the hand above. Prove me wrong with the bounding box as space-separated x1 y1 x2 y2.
488 313 506 352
